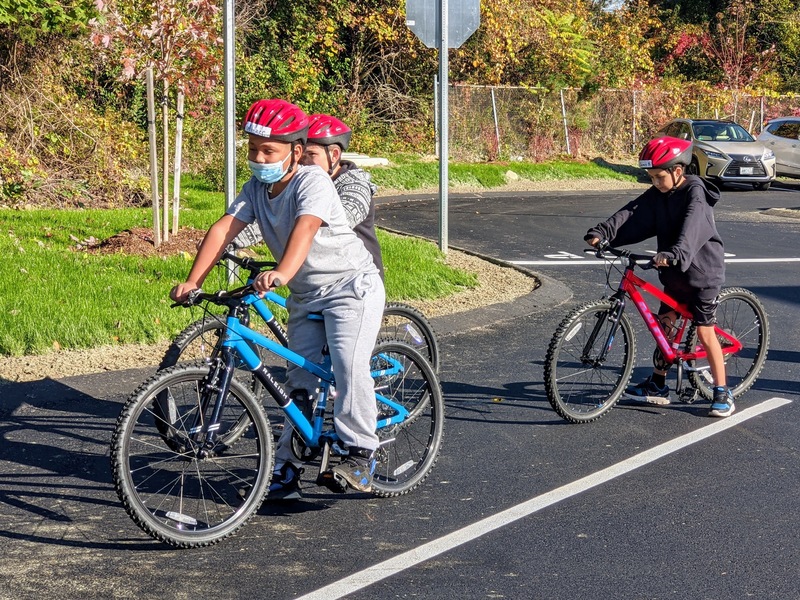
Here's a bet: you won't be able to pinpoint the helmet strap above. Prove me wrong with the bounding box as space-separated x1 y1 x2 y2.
669 166 685 191
324 146 342 175
286 141 302 175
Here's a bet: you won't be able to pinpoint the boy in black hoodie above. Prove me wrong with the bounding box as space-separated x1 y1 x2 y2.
585 136 734 417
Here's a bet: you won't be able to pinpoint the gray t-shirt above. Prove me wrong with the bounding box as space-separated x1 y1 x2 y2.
227 165 377 297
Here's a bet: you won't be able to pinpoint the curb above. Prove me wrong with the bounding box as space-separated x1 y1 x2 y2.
428 268 573 337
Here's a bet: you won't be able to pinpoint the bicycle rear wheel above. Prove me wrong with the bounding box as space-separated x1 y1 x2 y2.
111 364 273 548
369 341 444 497
687 287 769 400
544 300 637 423
381 303 440 373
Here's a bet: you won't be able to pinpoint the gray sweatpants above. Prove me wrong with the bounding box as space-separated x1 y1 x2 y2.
274 271 385 467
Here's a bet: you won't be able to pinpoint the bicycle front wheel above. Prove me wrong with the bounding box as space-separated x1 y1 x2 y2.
369 341 444 497
544 300 636 423
381 303 440 373
687 287 769 400
157 315 288 441
111 364 273 548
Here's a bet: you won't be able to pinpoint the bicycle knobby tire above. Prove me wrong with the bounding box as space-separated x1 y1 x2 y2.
381 302 441 373
369 341 444 496
686 287 769 400
544 299 637 423
110 363 273 548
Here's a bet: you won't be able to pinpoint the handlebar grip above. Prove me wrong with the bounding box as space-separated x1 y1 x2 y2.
272 278 282 288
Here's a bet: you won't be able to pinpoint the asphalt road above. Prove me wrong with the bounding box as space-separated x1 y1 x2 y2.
1 182 798 600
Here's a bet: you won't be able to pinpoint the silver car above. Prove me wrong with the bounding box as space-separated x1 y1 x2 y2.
757 117 800 178
654 118 776 190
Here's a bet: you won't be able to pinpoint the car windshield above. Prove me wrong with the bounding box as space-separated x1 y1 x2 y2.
693 122 755 143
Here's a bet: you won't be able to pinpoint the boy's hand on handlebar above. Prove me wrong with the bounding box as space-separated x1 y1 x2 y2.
585 237 609 250
253 271 285 295
170 281 200 303
652 251 676 268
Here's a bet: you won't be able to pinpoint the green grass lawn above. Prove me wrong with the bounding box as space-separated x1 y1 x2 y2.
368 155 639 190
0 177 475 356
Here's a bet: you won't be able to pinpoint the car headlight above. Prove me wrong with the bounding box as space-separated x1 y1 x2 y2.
703 150 725 159
763 149 775 159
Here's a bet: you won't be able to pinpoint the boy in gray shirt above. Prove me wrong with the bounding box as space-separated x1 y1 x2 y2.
171 99 385 498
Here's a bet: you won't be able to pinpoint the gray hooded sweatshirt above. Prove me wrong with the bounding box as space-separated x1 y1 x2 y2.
586 175 725 290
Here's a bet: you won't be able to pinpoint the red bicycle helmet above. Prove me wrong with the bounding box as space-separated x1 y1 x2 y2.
639 136 693 169
243 99 309 144
306 114 352 150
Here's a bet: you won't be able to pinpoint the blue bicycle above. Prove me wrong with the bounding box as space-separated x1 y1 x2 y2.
110 283 444 548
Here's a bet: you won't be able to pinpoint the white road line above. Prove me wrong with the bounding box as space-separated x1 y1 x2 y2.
294 397 792 600
511 258 800 266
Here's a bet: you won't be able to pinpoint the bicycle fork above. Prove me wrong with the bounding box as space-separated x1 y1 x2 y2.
582 297 625 365
187 348 237 456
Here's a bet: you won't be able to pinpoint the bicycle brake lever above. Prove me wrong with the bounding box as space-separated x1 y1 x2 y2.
172 288 204 308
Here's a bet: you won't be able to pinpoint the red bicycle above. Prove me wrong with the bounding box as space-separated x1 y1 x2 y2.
544 244 769 423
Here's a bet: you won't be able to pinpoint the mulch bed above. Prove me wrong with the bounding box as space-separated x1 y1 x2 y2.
84 226 207 257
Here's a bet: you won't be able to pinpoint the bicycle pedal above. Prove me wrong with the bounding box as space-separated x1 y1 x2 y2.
679 388 700 404
317 470 348 494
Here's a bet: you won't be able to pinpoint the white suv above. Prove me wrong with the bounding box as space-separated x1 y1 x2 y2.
757 117 800 178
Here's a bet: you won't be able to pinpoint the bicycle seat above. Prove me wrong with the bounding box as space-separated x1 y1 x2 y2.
307 312 324 321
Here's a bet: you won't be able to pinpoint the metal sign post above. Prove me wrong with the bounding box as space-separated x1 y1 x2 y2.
407 0 479 253
223 0 237 283
438 0 448 252
223 0 236 210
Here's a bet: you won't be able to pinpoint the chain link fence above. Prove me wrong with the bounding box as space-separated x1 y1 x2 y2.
445 84 800 162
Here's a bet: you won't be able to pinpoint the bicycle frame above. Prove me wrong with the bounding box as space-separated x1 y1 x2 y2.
207 301 408 451
615 265 743 365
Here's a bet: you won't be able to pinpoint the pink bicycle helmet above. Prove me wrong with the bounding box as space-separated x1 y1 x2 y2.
639 136 693 169
243 99 309 144
306 114 352 150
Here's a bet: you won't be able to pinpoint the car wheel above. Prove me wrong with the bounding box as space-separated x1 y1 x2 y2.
753 182 771 191
686 157 700 176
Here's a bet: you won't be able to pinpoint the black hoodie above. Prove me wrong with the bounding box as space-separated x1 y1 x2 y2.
586 175 725 289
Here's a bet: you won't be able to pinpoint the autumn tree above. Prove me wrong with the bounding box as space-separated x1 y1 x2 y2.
90 0 223 243
699 0 774 90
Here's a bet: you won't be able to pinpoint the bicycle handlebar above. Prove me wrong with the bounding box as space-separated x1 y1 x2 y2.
220 249 278 274
171 278 283 309
585 242 677 269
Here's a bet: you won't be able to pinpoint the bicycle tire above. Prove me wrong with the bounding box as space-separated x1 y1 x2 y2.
111 364 273 548
686 287 769 400
544 300 637 423
369 341 444 497
381 302 440 373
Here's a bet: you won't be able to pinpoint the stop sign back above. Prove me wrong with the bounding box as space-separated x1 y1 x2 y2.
406 0 480 49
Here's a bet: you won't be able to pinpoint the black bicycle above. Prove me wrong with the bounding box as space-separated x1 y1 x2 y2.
159 250 441 373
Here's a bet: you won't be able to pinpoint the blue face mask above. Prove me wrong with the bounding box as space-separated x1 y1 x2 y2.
248 152 291 184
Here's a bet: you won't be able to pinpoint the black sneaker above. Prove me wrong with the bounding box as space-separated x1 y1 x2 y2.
624 376 671 405
709 387 735 418
320 447 376 493
267 463 303 501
